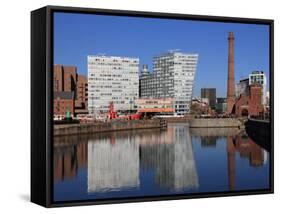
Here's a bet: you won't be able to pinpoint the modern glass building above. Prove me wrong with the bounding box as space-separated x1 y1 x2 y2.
140 51 198 115
216 97 227 114
88 55 139 114
201 88 217 109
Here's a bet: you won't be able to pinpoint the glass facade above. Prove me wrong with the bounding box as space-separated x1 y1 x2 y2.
140 52 198 115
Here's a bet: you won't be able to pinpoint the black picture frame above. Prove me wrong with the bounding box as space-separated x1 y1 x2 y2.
31 5 274 208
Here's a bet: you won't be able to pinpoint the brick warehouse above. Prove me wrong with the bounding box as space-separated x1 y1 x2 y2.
75 75 88 114
53 65 88 117
54 65 77 93
233 84 263 116
226 32 263 117
53 91 75 117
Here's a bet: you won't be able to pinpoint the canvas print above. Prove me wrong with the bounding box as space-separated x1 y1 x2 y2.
52 12 271 202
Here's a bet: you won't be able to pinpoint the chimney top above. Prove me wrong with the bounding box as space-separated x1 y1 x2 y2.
228 32 234 39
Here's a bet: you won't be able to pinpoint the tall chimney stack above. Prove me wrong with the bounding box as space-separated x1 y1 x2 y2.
227 32 235 113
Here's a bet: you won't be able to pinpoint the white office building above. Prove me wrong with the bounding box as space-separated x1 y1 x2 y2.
249 71 267 105
88 55 139 113
140 51 198 115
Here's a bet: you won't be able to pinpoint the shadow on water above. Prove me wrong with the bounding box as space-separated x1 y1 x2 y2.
246 121 272 152
246 131 271 152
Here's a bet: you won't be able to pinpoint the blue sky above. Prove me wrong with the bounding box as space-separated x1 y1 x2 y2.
54 12 270 97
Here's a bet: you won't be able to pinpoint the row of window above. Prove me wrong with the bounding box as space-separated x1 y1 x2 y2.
89 58 138 63
89 77 139 81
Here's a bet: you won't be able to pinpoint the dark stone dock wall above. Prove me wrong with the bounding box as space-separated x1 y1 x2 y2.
189 118 243 128
54 119 166 136
245 118 271 151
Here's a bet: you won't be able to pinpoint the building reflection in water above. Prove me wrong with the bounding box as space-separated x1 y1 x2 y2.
227 133 267 191
54 125 268 199
85 124 198 193
190 128 268 191
53 135 88 182
87 137 140 192
140 124 199 191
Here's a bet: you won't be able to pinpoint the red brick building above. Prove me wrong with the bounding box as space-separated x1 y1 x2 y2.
232 84 263 117
53 91 75 118
63 66 77 92
54 65 64 91
53 65 88 117
54 65 77 93
75 75 88 114
225 32 263 117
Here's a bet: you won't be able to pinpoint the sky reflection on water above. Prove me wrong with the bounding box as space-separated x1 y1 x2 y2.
53 124 269 202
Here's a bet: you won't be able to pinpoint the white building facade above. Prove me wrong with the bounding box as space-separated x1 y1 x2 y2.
235 78 249 98
249 71 267 105
140 51 198 115
88 55 139 113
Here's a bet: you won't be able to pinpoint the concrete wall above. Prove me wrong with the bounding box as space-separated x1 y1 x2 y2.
190 127 241 137
162 117 190 123
54 119 165 136
189 118 242 128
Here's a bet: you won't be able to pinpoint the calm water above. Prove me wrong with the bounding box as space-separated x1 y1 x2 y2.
53 123 270 202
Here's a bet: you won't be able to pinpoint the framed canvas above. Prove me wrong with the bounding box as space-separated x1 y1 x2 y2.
31 5 274 207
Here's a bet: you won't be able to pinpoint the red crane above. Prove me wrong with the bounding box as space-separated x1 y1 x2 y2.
108 101 118 119
107 101 142 120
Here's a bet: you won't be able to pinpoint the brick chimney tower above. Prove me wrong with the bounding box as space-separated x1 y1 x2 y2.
227 32 235 114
